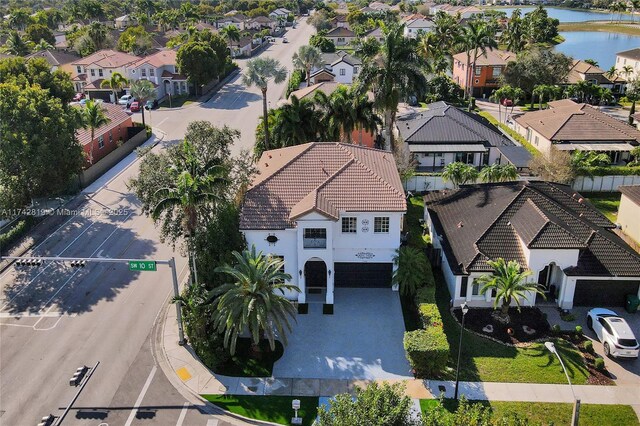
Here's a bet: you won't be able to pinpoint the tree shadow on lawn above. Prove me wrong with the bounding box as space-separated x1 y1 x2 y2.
433 270 589 384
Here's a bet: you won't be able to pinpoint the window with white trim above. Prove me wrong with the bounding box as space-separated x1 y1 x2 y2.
339 68 346 76
471 281 480 296
98 135 104 149
374 217 389 233
475 66 482 76
492 66 501 78
150 68 155 77
76 66 82 74
90 69 95 77
141 68 147 77
98 69 103 77
341 217 357 233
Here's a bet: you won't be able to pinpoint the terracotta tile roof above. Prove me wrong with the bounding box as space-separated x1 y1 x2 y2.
425 181 640 277
567 60 625 85
240 143 406 230
325 27 355 38
453 49 515 66
160 70 187 80
619 185 640 206
289 82 342 101
75 103 131 147
130 49 177 68
26 49 80 67
72 49 141 68
513 101 640 143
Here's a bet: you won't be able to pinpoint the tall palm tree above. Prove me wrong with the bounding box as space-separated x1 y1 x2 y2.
479 163 518 183
130 79 156 127
392 246 429 297
242 57 287 151
501 9 526 53
100 71 129 103
8 9 31 31
606 66 619 81
4 31 31 56
270 95 318 149
80 100 110 165
441 162 478 187
459 20 497 99
87 21 108 50
33 39 54 51
213 246 300 355
220 25 241 56
152 140 229 286
351 89 381 146
313 86 356 143
358 23 426 151
477 258 544 319
292 45 323 87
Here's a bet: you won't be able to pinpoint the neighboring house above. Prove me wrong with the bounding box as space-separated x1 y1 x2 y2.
331 14 350 29
269 7 291 22
310 50 362 85
430 4 482 18
240 142 406 308
76 103 133 167
615 48 640 79
452 49 516 97
324 27 356 47
216 16 245 31
512 99 640 164
566 59 626 94
425 181 640 309
126 49 188 100
618 185 640 245
403 18 434 38
246 16 277 31
397 101 529 171
368 1 391 11
365 27 384 43
229 36 254 58
71 49 141 99
25 49 80 74
115 15 132 29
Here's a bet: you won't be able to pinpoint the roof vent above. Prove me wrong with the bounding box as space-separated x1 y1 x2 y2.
578 198 584 203
457 221 464 228
264 163 268 167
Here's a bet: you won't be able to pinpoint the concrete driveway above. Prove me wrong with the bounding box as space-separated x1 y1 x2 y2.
272 288 412 380
571 307 639 385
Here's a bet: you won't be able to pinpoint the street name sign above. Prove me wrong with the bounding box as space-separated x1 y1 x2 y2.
128 260 157 271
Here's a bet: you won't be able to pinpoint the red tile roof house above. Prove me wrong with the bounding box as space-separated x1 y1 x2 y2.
125 49 188 99
76 103 133 167
240 143 406 310
425 181 640 309
71 50 142 102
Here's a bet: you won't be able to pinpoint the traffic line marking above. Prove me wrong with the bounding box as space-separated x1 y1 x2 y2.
124 366 157 426
176 402 189 426
176 367 192 381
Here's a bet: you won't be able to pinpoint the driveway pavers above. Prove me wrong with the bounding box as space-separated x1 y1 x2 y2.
272 288 413 380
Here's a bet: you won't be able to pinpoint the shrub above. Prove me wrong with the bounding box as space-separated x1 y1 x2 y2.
575 325 583 335
552 324 561 332
418 303 442 327
285 69 304 98
415 285 436 305
584 340 594 354
560 312 576 322
594 357 605 371
0 218 32 251
403 327 449 376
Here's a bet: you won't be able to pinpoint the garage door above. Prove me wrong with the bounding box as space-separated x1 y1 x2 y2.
334 263 392 288
573 279 640 307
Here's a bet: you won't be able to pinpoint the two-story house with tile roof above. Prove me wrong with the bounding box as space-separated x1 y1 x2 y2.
425 181 640 309
126 49 188 99
75 103 133 166
452 49 516 98
310 51 362 85
71 49 141 100
324 27 356 47
566 59 626 94
240 143 406 310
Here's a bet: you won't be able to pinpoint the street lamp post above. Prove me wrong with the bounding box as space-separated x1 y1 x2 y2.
545 341 580 426
454 302 469 400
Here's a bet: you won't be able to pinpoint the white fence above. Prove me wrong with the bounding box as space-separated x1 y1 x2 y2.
404 175 455 192
571 175 640 192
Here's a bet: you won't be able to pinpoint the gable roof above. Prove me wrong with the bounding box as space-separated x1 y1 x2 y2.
26 49 80 67
240 143 406 229
513 100 640 143
397 101 514 148
567 60 625 84
289 81 342 101
75 103 131 146
366 27 383 38
72 49 141 68
321 50 361 67
617 48 640 61
619 185 640 206
129 49 177 68
325 27 355 38
425 181 640 277
453 48 515 66
405 18 433 28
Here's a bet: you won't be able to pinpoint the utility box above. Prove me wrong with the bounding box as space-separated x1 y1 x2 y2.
626 294 639 314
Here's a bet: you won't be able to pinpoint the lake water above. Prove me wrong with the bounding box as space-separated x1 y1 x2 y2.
489 6 635 22
554 31 640 68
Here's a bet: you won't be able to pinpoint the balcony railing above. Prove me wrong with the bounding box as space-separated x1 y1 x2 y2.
303 238 327 249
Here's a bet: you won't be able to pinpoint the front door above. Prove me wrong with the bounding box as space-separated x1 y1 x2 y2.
304 260 327 288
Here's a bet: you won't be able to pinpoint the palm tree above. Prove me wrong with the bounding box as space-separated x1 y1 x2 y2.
129 79 156 127
4 31 31 56
152 140 229 286
479 163 518 183
606 66 619 81
213 246 300 355
80 100 110 165
242 57 287 151
8 9 31 31
292 45 323 87
313 86 358 143
501 9 526 53
220 25 241 56
100 72 129 103
87 21 108 50
33 39 54 51
459 20 497 99
351 88 381 146
442 162 478 187
392 246 430 297
358 23 426 151
267 95 318 152
477 258 544 319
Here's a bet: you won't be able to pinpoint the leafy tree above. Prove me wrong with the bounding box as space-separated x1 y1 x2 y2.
316 382 417 426
522 5 559 44
116 25 153 55
425 75 463 104
220 25 241 52
308 9 333 31
528 146 575 183
242 57 287 151
479 163 518 183
87 21 109 50
358 23 426 150
392 246 429 297
80 100 110 165
292 45 323 87
100 71 128 103
502 48 572 95
177 42 219 95
0 57 75 103
501 9 526 53
213 246 299 355
629 146 640 165
310 34 336 53
7 8 32 31
129 79 156 127
3 32 32 56
477 258 543 320
25 24 55 45
442 162 478 187
571 151 612 174
355 36 381 61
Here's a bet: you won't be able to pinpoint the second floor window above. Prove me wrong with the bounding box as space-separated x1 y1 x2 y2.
492 66 501 78
141 68 147 77
341 217 357 233
303 228 326 248
98 135 104 149
98 69 103 77
374 217 389 233
90 69 95 77
474 66 481 76
338 37 345 43
339 69 346 76
149 68 155 77
76 66 82 74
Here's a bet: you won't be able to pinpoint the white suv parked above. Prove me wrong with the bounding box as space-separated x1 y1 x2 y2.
118 94 132 105
587 308 639 359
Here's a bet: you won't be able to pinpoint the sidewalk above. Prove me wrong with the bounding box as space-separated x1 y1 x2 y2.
160 304 640 408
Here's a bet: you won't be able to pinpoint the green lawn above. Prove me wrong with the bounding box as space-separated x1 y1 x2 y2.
582 192 620 223
214 339 284 377
203 395 319 425
420 400 639 426
159 94 197 108
406 196 430 248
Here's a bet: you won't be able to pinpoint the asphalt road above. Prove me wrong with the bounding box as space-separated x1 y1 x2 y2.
0 20 313 426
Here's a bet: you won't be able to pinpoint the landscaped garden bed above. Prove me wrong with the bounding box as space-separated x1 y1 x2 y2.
203 395 318 425
214 338 284 378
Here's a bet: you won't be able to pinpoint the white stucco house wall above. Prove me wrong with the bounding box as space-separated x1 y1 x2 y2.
240 143 407 310
618 185 640 245
310 51 361 85
403 18 434 38
425 182 640 310
125 49 188 100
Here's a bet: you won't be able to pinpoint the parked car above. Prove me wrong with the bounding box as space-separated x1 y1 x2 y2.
282 37 288 43
129 101 141 112
118 94 133 105
501 99 513 107
73 93 85 102
144 99 158 110
126 98 137 108
587 308 639 359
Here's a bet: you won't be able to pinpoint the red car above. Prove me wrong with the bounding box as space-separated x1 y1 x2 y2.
501 99 513 107
73 92 85 102
129 101 141 112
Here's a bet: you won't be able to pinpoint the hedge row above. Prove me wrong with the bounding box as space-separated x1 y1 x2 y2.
0 218 32 251
403 279 449 376
578 166 640 177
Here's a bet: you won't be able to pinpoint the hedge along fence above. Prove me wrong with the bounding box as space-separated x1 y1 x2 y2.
403 282 449 377
0 217 33 253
